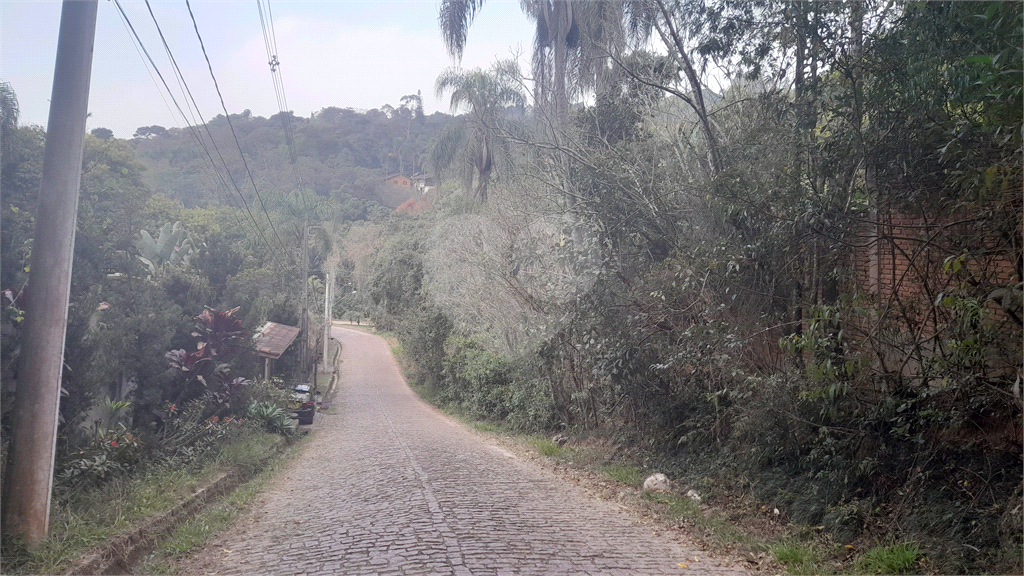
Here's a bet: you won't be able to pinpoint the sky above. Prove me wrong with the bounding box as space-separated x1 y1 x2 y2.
1 0 536 138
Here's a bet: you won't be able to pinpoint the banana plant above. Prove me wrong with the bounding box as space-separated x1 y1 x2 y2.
135 221 196 276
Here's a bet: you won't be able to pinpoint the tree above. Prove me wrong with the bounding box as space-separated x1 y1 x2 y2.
431 61 527 202
439 0 624 127
89 127 113 140
1 80 19 158
132 125 168 139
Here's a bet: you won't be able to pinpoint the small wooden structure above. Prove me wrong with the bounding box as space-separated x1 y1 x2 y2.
252 322 300 382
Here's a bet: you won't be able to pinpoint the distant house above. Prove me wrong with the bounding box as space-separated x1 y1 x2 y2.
412 173 435 194
384 174 412 189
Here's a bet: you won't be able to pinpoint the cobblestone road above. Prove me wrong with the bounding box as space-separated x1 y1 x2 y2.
175 327 750 575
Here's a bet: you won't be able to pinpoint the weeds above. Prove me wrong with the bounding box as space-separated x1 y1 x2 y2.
135 434 305 575
470 421 504 433
770 541 828 575
0 430 289 575
529 437 564 457
854 543 921 575
601 463 644 486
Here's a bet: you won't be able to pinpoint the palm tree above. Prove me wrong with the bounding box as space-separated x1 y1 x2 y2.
1 80 19 159
439 0 624 129
431 61 527 202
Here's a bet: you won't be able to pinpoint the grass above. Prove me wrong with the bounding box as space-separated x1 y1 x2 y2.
469 420 504 433
854 543 921 574
136 434 312 574
770 541 830 575
0 430 295 575
600 463 645 487
1 466 220 575
528 437 565 457
134 474 271 575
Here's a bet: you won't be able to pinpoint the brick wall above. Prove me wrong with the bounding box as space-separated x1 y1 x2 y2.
852 209 1019 305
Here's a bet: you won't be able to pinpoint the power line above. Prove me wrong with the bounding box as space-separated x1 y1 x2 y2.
183 0 291 256
255 0 309 214
123 1 238 208
137 0 291 262
257 0 287 112
112 0 262 243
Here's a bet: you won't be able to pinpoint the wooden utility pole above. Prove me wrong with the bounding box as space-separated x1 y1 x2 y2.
1 0 98 547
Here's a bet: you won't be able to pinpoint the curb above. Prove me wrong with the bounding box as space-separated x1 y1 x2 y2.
62 436 297 575
63 470 242 575
319 334 342 412
62 338 346 575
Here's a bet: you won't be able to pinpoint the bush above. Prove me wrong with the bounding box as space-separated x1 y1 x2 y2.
246 401 295 436
151 398 252 470
55 424 146 490
438 336 554 429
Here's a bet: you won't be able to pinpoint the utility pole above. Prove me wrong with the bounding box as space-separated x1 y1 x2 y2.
1 0 98 547
323 270 331 373
300 222 309 385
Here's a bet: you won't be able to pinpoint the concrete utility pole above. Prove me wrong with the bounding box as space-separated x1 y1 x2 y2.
323 270 332 372
1 0 98 548
300 222 309 385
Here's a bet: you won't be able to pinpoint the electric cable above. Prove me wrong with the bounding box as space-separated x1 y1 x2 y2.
255 0 309 215
112 0 255 234
184 0 292 256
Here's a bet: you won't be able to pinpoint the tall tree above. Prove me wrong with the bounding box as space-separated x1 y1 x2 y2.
431 61 527 202
439 0 624 129
0 80 19 159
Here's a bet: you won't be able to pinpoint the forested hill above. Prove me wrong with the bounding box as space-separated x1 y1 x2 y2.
129 104 453 212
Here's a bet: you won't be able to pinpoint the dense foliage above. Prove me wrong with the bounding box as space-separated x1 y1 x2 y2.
366 2 1021 573
1 98 441 512
0 2 1019 572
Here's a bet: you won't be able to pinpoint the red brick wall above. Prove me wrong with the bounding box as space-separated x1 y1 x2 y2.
852 209 1019 303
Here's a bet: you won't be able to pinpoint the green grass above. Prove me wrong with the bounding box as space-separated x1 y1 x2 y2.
136 478 268 574
770 541 828 575
135 438 306 574
528 437 565 457
0 430 293 575
1 465 219 575
854 543 921 574
600 463 645 486
215 432 285 474
470 420 504 433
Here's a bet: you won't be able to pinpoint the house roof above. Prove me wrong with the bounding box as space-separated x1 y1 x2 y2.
252 322 301 359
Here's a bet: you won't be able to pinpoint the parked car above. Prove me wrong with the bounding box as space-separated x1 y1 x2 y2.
290 383 315 425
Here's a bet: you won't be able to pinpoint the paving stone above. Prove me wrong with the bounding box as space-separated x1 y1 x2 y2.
174 328 751 576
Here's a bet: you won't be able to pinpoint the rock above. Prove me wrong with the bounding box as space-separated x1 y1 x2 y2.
643 473 671 493
685 489 702 504
551 433 568 447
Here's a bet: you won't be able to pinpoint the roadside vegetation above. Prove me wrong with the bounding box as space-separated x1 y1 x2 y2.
2 79 428 570
1 1 1020 574
369 2 1022 574
0 424 291 575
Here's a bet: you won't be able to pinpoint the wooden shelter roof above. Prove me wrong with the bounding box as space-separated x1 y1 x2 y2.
252 322 300 359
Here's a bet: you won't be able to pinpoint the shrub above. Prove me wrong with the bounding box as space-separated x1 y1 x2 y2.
55 424 146 490
246 401 295 436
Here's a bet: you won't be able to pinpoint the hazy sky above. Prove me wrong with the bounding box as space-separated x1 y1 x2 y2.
1 1 536 138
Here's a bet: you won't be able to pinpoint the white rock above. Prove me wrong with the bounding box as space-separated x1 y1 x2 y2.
686 489 702 504
643 473 671 493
